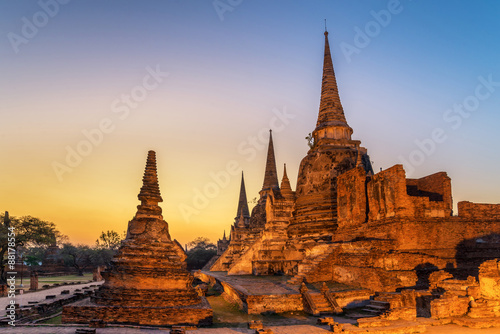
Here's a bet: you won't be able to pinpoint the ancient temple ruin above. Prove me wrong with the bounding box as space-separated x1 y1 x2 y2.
63 151 212 326
210 30 500 294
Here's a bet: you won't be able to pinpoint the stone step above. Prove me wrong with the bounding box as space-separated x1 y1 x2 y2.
287 274 306 284
346 312 376 319
371 300 390 306
365 304 389 311
361 308 385 314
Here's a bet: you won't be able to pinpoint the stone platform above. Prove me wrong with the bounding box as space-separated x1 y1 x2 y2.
62 296 212 326
198 271 371 315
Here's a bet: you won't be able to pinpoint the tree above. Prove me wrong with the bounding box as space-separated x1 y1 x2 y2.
95 230 122 251
0 213 65 284
60 243 94 276
187 237 216 251
93 230 123 267
186 237 217 271
24 246 46 267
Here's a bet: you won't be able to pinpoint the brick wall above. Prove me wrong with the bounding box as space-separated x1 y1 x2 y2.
62 298 213 326
338 164 455 228
367 165 413 221
337 166 367 228
220 281 303 314
458 201 500 219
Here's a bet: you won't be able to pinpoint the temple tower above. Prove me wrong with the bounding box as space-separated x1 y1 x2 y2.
280 164 294 201
210 170 258 271
235 171 250 222
63 151 212 326
260 130 280 196
287 31 372 242
250 130 280 229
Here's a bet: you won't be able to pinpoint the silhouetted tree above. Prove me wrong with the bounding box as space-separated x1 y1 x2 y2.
24 246 46 267
95 230 123 251
186 237 216 271
0 213 65 284
60 244 94 276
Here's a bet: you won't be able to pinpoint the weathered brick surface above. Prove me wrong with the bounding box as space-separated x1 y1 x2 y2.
478 259 500 300
220 281 303 314
246 294 303 314
63 298 213 326
337 166 367 229
431 294 469 319
458 201 500 219
406 172 452 215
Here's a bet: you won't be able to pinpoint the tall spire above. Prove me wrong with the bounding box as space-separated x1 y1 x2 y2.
236 171 250 219
280 164 294 199
312 30 353 144
138 151 163 203
316 29 347 128
316 30 348 128
136 150 163 218
261 130 280 193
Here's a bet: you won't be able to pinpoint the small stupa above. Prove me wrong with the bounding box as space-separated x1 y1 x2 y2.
63 150 212 326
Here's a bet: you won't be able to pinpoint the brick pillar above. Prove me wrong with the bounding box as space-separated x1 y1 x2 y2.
30 271 38 291
93 266 104 282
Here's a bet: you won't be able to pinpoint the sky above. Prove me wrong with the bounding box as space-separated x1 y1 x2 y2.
1 0 500 247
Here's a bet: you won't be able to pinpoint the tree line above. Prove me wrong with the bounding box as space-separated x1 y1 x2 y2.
1 213 217 284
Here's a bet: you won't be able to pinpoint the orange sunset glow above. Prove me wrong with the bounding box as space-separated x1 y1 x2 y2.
2 0 500 249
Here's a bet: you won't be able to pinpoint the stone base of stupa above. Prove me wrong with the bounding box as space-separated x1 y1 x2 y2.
62 297 213 326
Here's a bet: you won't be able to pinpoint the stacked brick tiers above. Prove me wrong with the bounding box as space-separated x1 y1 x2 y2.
211 30 500 292
288 31 372 242
63 151 212 326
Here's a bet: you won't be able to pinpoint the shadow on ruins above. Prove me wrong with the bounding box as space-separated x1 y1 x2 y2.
455 233 500 279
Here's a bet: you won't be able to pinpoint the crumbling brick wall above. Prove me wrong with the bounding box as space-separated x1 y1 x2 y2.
337 164 453 227
367 165 414 221
406 172 452 215
337 166 367 228
458 201 500 219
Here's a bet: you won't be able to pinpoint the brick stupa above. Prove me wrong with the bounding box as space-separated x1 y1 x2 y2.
63 150 212 326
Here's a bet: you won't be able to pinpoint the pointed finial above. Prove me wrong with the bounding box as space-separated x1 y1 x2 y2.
261 130 280 193
313 26 351 144
324 19 328 35
138 150 163 204
236 171 250 219
280 163 294 199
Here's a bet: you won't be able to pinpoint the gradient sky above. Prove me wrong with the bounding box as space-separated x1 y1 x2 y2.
1 0 500 247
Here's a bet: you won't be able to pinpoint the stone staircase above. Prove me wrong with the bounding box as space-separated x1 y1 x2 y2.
202 255 220 271
309 293 334 314
210 232 261 272
362 300 390 316
288 245 333 284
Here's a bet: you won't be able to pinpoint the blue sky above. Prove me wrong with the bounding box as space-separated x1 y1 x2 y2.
1 0 500 245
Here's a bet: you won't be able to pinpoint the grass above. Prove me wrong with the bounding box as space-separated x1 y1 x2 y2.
208 295 261 327
15 273 93 286
40 314 62 325
206 295 326 328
